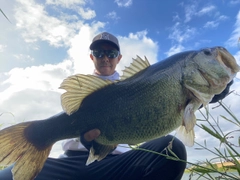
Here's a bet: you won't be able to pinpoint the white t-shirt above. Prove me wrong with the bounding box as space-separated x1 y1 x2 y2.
61 71 131 154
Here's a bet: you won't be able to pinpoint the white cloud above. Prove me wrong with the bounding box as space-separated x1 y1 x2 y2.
67 22 105 75
165 44 185 57
78 7 96 20
166 22 196 54
226 10 240 48
180 1 198 23
46 0 95 20
0 60 73 103
14 0 84 47
194 39 212 48
218 15 228 21
13 54 35 62
169 24 196 44
229 0 240 5
106 11 120 21
118 30 158 70
203 14 228 29
203 21 219 29
0 44 7 52
196 5 216 16
0 59 74 149
172 13 181 22
114 0 133 7
183 3 217 23
46 0 86 8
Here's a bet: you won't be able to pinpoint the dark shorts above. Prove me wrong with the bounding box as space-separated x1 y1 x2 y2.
0 135 187 180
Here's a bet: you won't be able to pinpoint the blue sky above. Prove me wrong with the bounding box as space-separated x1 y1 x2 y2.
0 0 240 164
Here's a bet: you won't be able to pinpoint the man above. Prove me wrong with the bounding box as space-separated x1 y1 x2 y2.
61 32 131 157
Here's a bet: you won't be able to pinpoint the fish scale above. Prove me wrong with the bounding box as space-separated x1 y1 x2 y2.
77 69 187 145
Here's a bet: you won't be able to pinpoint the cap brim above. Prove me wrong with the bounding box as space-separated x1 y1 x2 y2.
90 40 119 51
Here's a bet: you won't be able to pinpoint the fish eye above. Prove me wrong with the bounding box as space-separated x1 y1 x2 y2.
203 49 212 56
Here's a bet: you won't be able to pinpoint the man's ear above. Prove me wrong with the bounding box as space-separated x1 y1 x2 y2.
118 54 122 63
90 54 94 60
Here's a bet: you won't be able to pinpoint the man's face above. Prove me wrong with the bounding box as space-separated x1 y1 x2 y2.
90 43 122 76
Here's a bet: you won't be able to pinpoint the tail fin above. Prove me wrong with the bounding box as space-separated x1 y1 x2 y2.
0 122 52 180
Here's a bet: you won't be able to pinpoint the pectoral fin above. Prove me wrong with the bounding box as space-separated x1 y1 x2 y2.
176 99 201 147
86 141 117 165
183 100 201 132
175 125 195 147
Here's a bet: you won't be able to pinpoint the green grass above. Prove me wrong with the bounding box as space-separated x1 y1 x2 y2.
0 8 10 23
186 99 240 180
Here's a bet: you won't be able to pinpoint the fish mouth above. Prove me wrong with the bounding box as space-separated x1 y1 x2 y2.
215 47 240 76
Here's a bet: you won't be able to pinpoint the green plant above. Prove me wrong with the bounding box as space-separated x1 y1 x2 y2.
186 95 240 180
0 8 10 22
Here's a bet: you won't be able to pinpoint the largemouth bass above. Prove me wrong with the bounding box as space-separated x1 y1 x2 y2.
0 47 239 180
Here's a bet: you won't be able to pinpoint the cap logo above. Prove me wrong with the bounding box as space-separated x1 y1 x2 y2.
100 33 110 40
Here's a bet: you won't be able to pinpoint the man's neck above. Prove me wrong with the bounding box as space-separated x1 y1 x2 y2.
93 70 120 81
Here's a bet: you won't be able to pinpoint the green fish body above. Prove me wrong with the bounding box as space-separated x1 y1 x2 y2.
0 47 239 180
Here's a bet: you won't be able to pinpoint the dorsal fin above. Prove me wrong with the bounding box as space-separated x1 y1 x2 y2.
120 55 150 80
59 74 113 115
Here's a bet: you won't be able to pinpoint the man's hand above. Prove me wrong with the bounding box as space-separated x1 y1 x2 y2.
84 129 101 142
80 129 101 150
